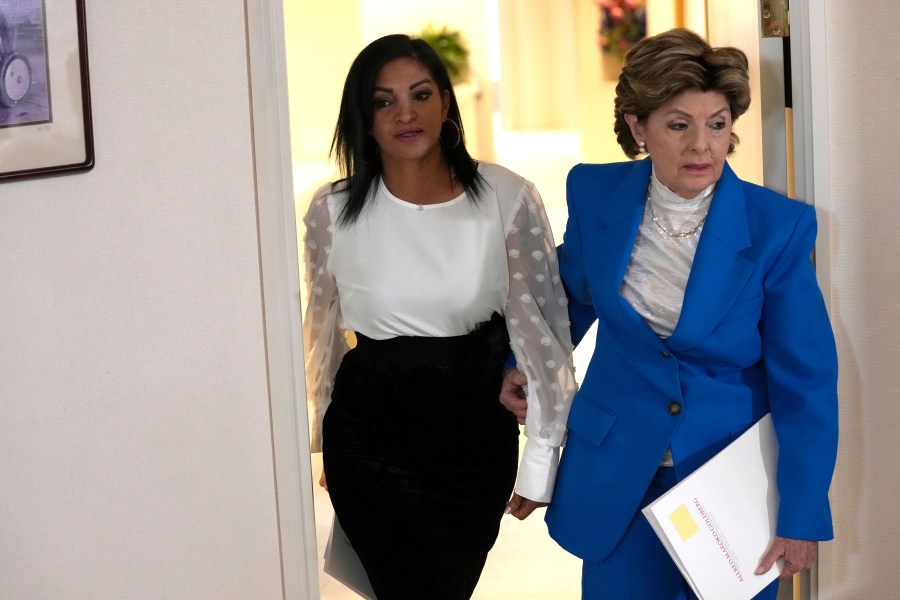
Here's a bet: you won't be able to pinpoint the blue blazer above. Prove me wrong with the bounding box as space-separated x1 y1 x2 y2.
545 159 839 562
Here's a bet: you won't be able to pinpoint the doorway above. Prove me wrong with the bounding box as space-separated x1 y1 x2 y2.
279 1 795 598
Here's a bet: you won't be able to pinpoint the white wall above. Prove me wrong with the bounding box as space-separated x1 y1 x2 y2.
0 2 284 598
823 0 900 597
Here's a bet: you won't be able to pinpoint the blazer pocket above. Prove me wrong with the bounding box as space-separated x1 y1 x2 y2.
566 397 616 447
719 294 764 325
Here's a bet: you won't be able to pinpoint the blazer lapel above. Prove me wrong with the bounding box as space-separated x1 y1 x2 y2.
668 163 755 350
589 159 666 344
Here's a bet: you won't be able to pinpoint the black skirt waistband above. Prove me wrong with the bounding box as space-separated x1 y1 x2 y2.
352 312 509 368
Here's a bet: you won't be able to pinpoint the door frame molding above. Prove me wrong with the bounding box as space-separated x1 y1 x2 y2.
246 0 318 598
790 0 833 301
246 1 834 598
789 1 834 598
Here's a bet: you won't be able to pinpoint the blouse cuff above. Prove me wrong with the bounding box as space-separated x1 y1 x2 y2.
514 437 560 503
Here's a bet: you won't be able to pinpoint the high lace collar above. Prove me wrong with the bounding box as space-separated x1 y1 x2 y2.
648 166 716 211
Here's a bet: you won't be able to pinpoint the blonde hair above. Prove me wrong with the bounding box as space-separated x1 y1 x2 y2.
614 28 751 158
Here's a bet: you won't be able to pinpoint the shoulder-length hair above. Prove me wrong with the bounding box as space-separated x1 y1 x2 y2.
614 28 751 158
331 33 483 226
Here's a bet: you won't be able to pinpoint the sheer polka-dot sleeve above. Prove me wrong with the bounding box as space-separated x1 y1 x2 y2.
302 186 349 452
505 182 577 501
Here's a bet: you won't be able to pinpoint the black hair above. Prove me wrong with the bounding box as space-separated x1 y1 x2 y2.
330 34 483 226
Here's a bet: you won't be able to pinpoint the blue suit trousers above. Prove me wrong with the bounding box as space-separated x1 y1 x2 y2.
581 467 780 600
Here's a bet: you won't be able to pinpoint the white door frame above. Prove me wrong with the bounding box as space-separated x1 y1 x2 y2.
790 0 833 301
789 1 834 598
245 1 834 598
245 0 319 598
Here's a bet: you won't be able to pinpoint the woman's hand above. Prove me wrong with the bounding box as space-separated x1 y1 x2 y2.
505 493 547 520
499 367 529 424
756 536 817 579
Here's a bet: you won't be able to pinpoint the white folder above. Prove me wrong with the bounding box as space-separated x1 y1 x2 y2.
323 516 376 600
642 413 782 600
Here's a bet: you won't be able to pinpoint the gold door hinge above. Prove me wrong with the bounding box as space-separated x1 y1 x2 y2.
762 0 790 37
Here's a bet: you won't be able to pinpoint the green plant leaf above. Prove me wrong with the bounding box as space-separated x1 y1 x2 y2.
419 24 471 84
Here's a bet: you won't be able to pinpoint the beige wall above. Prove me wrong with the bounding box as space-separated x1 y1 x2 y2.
574 0 629 163
705 1 765 185
824 0 900 596
284 0 360 167
497 0 579 131
0 1 284 598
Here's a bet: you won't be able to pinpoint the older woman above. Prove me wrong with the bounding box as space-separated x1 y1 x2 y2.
501 28 838 599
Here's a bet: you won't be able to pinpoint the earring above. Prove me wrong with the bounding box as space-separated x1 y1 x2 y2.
442 119 462 149
637 140 646 154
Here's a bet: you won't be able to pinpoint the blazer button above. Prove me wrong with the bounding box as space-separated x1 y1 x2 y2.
668 402 682 416
660 351 671 358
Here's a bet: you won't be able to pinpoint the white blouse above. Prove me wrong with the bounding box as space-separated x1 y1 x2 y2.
302 162 577 502
327 177 506 339
621 169 715 338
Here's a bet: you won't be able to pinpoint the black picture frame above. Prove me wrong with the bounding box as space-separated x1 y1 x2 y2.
0 0 93 183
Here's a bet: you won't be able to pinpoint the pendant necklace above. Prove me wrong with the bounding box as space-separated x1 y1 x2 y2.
647 196 707 238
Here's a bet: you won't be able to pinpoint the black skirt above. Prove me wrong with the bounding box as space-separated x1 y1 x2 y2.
322 313 519 600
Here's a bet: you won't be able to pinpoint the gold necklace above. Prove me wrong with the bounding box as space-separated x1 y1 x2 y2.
647 197 707 238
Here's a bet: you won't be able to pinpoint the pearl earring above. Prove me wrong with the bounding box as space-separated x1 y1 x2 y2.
637 141 646 154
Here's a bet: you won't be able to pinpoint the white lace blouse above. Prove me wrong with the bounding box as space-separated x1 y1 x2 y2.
302 162 577 501
621 168 715 338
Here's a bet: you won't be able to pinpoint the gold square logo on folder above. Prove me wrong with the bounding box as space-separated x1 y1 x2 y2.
669 504 699 542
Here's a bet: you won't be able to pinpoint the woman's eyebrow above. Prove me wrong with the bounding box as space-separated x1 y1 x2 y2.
373 79 432 94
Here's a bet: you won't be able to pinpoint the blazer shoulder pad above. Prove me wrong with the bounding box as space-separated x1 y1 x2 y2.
567 161 636 189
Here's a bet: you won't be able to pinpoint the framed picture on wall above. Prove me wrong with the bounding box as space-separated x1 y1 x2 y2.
0 0 93 183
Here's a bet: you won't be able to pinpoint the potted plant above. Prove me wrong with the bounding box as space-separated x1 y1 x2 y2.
418 24 470 84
